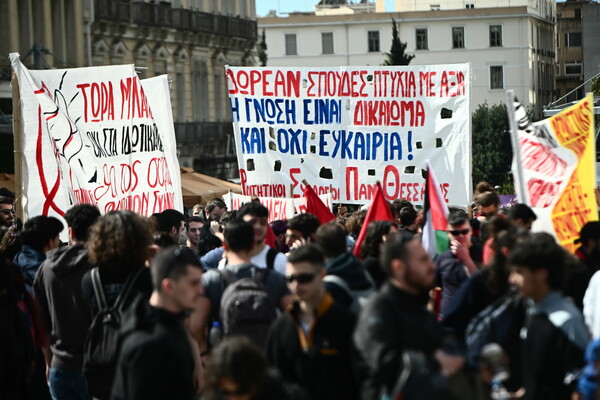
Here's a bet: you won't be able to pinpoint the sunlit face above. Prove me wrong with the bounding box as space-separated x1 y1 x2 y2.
170 265 203 312
285 260 324 303
186 221 203 246
243 214 268 243
0 203 14 227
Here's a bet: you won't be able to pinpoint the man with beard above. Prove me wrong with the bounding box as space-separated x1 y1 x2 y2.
354 231 464 400
0 195 15 228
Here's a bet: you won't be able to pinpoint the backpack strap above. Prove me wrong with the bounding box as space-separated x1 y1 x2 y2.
266 247 278 270
113 268 146 310
323 274 353 298
91 267 108 311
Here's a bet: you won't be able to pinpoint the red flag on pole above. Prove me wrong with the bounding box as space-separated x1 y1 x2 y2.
352 182 394 259
303 184 336 224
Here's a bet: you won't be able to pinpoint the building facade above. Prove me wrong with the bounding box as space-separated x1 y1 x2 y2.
0 0 257 179
259 0 555 118
555 0 600 105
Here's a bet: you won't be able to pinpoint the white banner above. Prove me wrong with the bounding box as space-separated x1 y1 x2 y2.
508 92 596 252
224 192 333 222
226 65 471 206
10 54 183 222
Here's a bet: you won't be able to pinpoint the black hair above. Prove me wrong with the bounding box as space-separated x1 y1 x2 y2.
286 213 320 239
205 198 226 213
152 231 176 248
20 216 64 252
315 222 348 258
398 206 417 227
0 195 12 205
361 220 396 259
64 204 100 242
237 202 268 219
155 209 185 232
186 215 206 230
287 243 324 269
223 218 255 253
391 198 414 219
509 232 567 291
203 337 267 398
507 204 537 223
380 230 415 277
151 246 201 292
448 209 469 227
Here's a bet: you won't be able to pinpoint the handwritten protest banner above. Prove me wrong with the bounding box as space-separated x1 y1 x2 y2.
225 65 471 206
224 192 333 222
508 92 596 252
10 54 183 223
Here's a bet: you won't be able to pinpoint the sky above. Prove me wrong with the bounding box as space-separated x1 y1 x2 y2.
256 0 397 17
255 0 568 18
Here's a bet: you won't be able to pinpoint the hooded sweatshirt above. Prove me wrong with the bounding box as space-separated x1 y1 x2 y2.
33 243 93 371
325 252 375 309
14 244 46 293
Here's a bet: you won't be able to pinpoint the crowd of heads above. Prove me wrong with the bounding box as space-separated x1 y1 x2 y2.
2 181 600 400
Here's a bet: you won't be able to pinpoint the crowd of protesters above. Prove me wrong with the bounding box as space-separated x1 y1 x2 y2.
1 182 600 400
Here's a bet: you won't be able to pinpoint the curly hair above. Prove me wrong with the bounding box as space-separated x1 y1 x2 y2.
360 220 396 259
87 211 153 273
345 209 367 237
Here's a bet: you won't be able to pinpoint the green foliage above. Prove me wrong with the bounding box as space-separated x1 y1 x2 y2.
258 29 267 67
592 76 600 98
471 102 514 192
383 18 414 66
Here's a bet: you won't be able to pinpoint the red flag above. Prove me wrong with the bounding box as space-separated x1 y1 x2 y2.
352 182 394 259
264 223 277 249
303 185 336 224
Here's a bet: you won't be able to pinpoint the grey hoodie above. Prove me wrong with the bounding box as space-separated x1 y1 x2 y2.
33 243 93 371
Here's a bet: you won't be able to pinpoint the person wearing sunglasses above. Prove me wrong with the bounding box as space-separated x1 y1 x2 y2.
265 244 358 400
0 195 15 228
436 209 482 318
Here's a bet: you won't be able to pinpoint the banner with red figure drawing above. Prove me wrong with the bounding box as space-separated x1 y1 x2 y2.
225 65 471 206
508 92 596 253
10 54 183 222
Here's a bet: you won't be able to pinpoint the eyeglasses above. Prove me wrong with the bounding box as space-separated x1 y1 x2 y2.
285 272 317 284
449 228 470 236
0 209 15 215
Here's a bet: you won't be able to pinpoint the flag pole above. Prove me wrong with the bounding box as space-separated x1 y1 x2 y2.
505 90 528 205
11 66 24 220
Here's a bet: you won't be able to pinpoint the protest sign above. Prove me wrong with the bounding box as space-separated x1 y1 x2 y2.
225 65 471 206
10 54 183 223
508 92 596 252
225 191 333 222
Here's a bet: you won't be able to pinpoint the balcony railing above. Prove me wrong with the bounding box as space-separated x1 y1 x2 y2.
94 0 257 40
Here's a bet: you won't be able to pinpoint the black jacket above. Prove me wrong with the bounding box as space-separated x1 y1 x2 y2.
111 297 196 400
266 293 358 400
33 243 93 370
353 282 443 400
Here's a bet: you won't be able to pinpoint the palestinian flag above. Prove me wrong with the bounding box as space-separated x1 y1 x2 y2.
422 160 450 259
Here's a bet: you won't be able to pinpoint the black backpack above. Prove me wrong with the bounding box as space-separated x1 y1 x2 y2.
83 267 144 399
219 267 277 348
